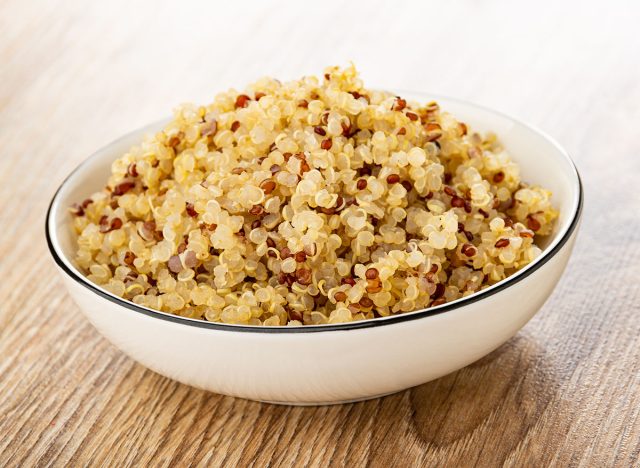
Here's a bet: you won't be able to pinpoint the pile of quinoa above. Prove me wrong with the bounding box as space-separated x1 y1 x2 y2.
71 65 558 326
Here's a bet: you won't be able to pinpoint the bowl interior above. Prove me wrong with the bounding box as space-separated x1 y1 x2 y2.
429 95 579 249
47 94 581 325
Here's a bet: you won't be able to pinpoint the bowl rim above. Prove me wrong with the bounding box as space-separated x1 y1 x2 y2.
45 94 583 334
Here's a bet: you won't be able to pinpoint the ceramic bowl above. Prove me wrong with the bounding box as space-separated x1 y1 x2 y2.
46 93 583 405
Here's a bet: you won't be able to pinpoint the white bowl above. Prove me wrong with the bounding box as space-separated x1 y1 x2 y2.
46 93 582 405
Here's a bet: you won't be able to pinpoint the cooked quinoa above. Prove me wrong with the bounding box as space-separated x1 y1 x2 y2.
71 65 558 326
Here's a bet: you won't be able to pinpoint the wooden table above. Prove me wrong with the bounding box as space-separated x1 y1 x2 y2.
1 1 639 466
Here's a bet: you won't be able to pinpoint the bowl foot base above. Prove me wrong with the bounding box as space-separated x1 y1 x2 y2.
258 389 401 406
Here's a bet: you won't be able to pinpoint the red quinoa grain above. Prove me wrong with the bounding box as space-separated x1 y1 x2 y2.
235 94 251 108
495 238 510 248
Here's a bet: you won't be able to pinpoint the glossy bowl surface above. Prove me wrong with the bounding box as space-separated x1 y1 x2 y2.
46 93 582 404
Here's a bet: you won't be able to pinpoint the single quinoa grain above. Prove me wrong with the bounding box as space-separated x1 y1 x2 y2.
260 180 276 194
110 218 123 231
72 65 558 326
235 94 251 108
127 163 138 177
451 196 465 208
334 291 347 303
527 215 542 231
432 283 445 300
386 174 400 184
406 112 419 121
359 297 374 308
113 181 135 196
365 268 379 280
123 251 136 265
185 203 197 217
249 205 264 216
495 238 510 248
295 268 312 285
461 243 477 257
393 97 406 111
342 277 356 286
432 297 447 306
341 121 353 137
168 255 182 273
70 203 84 216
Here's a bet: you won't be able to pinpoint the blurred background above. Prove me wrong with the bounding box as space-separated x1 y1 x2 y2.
1 1 639 465
3 1 637 165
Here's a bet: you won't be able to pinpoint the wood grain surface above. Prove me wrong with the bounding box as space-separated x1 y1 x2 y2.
1 1 639 466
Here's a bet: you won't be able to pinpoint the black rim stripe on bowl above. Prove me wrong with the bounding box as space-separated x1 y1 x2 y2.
45 118 584 334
